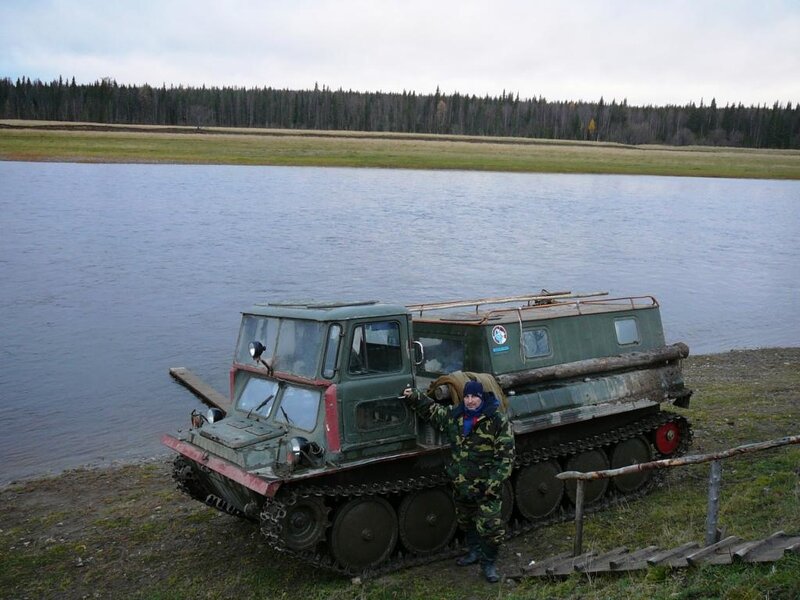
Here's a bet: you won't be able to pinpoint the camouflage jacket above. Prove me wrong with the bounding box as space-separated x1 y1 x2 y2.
407 390 515 498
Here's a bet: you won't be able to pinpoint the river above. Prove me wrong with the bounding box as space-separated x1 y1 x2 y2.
0 162 798 483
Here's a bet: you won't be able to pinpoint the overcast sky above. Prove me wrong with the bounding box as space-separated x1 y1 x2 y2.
1 0 798 107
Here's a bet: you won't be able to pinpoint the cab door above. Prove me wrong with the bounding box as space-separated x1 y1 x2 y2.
338 317 416 449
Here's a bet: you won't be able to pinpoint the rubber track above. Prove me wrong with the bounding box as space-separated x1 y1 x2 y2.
257 411 692 578
172 455 246 518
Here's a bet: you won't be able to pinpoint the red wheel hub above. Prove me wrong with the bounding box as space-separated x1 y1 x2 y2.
655 422 681 455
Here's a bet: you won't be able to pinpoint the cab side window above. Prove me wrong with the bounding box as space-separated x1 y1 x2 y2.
348 321 402 375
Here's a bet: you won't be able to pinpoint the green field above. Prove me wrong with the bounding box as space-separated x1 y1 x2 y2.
2 120 799 179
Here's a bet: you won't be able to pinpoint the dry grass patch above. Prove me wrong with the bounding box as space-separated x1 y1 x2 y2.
2 121 799 178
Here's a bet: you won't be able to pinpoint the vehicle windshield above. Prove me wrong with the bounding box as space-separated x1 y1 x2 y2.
235 377 321 432
275 386 321 432
236 377 280 417
235 315 325 379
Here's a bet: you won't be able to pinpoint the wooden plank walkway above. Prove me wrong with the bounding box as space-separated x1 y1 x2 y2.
169 367 232 413
514 531 800 579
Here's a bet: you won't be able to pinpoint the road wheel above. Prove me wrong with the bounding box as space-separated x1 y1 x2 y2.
398 488 457 554
330 496 398 571
611 436 653 493
564 450 610 506
515 460 564 519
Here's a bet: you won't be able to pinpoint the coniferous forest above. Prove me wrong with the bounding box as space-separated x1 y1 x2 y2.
2 76 798 149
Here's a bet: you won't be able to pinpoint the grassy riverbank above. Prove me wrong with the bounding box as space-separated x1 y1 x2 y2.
2 348 799 600
2 120 799 179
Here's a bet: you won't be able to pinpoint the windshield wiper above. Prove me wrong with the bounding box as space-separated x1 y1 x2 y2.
247 394 274 419
280 406 294 426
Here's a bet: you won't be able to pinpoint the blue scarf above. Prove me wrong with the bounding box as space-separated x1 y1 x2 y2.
462 400 484 436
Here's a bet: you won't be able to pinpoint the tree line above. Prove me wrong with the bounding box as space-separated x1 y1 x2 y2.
2 76 798 148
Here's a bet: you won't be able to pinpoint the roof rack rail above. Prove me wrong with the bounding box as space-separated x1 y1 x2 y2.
406 290 609 315
254 300 379 309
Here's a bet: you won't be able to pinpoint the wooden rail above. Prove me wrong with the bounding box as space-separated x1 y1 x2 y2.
556 434 800 556
496 342 689 389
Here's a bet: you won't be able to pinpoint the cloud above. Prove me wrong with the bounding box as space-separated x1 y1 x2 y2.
1 0 798 106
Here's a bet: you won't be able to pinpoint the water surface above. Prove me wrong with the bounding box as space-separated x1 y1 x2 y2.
1 162 798 483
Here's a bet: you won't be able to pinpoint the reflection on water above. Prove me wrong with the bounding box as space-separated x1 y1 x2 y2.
1 162 798 482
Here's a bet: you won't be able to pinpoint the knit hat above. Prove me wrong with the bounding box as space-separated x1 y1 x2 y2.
463 380 484 400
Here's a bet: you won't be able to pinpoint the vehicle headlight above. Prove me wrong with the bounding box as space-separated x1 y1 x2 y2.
286 437 324 469
207 407 225 423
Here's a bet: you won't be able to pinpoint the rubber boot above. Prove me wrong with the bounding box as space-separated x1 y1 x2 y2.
456 528 480 566
481 562 500 584
480 542 501 583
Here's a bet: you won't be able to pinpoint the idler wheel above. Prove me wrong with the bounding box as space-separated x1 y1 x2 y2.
655 421 681 455
610 436 653 493
398 488 457 554
330 496 398 571
281 495 329 551
515 460 564 520
564 450 610 506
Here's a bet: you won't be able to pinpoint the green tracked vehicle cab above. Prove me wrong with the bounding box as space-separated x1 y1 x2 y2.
164 291 692 574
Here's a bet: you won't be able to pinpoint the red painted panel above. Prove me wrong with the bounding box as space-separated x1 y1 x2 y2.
324 384 341 452
161 434 282 497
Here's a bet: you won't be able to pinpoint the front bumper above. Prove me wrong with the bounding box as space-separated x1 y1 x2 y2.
162 433 282 497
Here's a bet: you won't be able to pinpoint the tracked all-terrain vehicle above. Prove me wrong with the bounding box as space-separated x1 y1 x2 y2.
163 291 692 574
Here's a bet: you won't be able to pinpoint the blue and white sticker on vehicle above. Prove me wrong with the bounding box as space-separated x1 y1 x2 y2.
491 325 508 345
491 325 510 353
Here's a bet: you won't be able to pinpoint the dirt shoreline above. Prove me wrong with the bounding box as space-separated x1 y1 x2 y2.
2 347 798 600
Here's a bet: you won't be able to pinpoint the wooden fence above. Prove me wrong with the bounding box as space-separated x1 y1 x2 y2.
556 434 800 556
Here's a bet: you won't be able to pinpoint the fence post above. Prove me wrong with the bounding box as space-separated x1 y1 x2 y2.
573 479 585 556
705 460 723 546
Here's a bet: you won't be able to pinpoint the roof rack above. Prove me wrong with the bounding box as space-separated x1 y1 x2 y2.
406 290 609 316
255 300 379 309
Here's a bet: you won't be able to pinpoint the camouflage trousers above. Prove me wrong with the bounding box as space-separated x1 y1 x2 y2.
454 487 505 552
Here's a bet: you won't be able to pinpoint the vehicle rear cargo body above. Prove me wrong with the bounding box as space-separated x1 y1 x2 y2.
164 292 692 574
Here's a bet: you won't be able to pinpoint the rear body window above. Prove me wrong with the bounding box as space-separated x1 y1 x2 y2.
419 336 465 374
615 318 640 345
523 328 551 358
